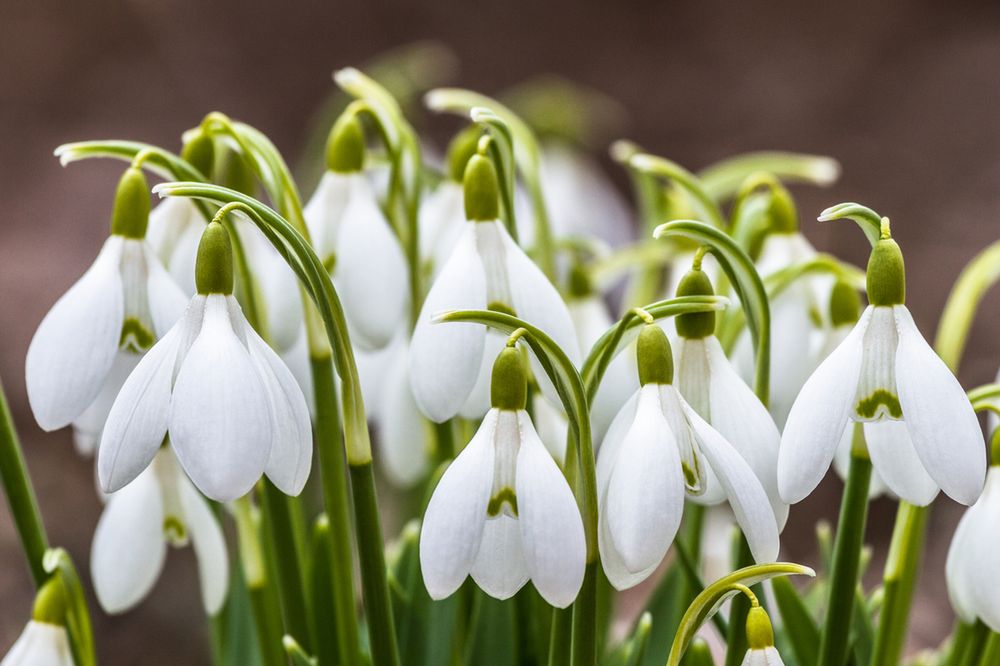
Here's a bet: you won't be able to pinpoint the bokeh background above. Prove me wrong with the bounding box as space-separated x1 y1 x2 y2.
4 0 1000 662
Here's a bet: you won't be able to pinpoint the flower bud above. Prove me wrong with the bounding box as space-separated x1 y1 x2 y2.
464 154 500 222
829 279 861 326
216 144 256 196
325 114 365 174
195 221 234 295
767 182 798 234
567 263 594 299
446 125 481 183
637 323 673 386
110 167 150 239
674 268 716 339
490 346 528 410
181 132 215 177
746 605 775 649
866 221 905 306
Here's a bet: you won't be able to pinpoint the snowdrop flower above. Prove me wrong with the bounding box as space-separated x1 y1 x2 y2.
672 265 787 529
304 113 408 351
98 221 312 502
741 605 784 666
1 580 73 666
26 166 187 433
418 126 479 277
598 324 779 590
410 154 579 422
91 448 227 614
779 224 986 506
420 344 586 607
946 442 1000 631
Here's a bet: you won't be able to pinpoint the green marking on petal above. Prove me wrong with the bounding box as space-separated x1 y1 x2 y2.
487 301 517 317
487 487 518 517
120 317 155 352
855 389 902 420
163 515 187 546
682 462 704 495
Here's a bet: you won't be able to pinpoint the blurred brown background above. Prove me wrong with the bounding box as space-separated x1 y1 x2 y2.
4 0 1000 662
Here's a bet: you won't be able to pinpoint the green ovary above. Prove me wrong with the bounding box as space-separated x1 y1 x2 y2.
855 389 902 420
487 487 518 517
163 515 188 546
120 317 155 352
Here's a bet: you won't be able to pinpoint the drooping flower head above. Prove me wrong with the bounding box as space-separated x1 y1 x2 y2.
98 220 312 502
420 342 586 607
410 153 579 423
26 166 187 436
741 605 784 666
1 578 73 666
598 323 779 590
779 219 986 507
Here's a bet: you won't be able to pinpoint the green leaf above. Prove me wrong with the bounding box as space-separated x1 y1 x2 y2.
462 589 518 666
282 636 317 666
629 153 726 229
771 576 819 666
934 239 1000 370
679 638 715 666
666 562 815 666
697 151 840 202
817 202 883 249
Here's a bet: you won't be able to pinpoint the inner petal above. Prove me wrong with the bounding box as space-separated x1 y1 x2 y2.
119 240 157 352
852 306 901 422
659 385 707 495
488 410 522 518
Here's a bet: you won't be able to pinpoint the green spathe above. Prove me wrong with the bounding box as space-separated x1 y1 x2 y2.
490 346 527 411
325 114 366 174
463 154 500 222
110 167 150 240
746 606 774 649
637 324 673 385
867 234 905 306
195 221 235 295
675 268 716 339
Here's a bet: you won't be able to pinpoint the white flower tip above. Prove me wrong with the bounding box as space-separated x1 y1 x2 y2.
151 183 172 198
629 154 655 172
809 157 841 185
333 67 360 87
424 90 446 111
429 310 455 324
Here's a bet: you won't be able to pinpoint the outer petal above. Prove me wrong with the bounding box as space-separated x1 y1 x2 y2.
515 411 586 607
378 340 430 487
596 388 641 496
684 403 780 563
864 420 938 506
26 236 125 430
146 197 197 265
605 384 684 574
531 393 568 464
178 469 230 614
410 224 488 422
143 243 189 338
90 467 167 613
1 622 74 666
470 515 529 600
72 352 141 456
334 176 409 351
833 423 890 499
458 330 505 420
778 308 870 504
170 295 272 501
894 306 986 505
166 222 202 297
418 180 465 274
964 470 1000 630
946 497 979 624
700 337 788 529
303 171 351 262
240 305 313 496
420 410 496 599
98 314 189 493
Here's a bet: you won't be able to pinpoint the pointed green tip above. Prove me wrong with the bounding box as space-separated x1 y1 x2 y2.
447 125 481 183
463 154 500 222
181 132 215 177
675 268 716 339
637 324 673 385
195 221 234 295
110 166 150 239
866 237 905 306
32 578 67 626
490 347 527 410
746 606 775 649
325 114 366 174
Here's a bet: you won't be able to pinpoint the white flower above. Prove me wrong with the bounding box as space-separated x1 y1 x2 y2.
742 647 784 666
832 423 890 500
597 326 779 590
946 467 1000 631
304 170 408 351
741 605 784 665
778 304 986 506
26 234 187 432
70 352 140 456
418 179 465 276
419 407 585 607
98 289 312 501
409 219 579 422
146 197 202 294
370 336 431 487
91 448 228 615
0 621 73 666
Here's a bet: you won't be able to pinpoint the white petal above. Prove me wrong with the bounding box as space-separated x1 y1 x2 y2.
418 180 466 274
258 249 305 354
684 402 780 563
833 423 890 499
410 224 488 422
72 352 141 457
419 410 496 598
146 197 197 265
1 622 74 666
26 236 125 430
98 315 189 493
378 340 430 487
946 494 980 623
334 176 409 350
458 330 505 420
605 384 684 574
894 306 986 505
531 393 569 464
700 337 788 530
778 307 870 504
241 315 312 496
596 388 641 496
170 295 272 501
864 420 938 506
91 466 167 613
515 411 585 607
167 222 203 297
949 470 1000 629
143 243 188 338
303 171 351 263
177 468 229 614
470 515 529 600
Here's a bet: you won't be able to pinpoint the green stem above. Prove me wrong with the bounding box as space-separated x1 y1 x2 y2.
570 562 598 666
0 377 49 586
260 480 312 650
871 502 928 666
311 356 361 665
548 607 573 666
233 497 285 666
818 447 873 666
976 631 1000 666
350 462 400 666
948 620 988 666
723 539 755 666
